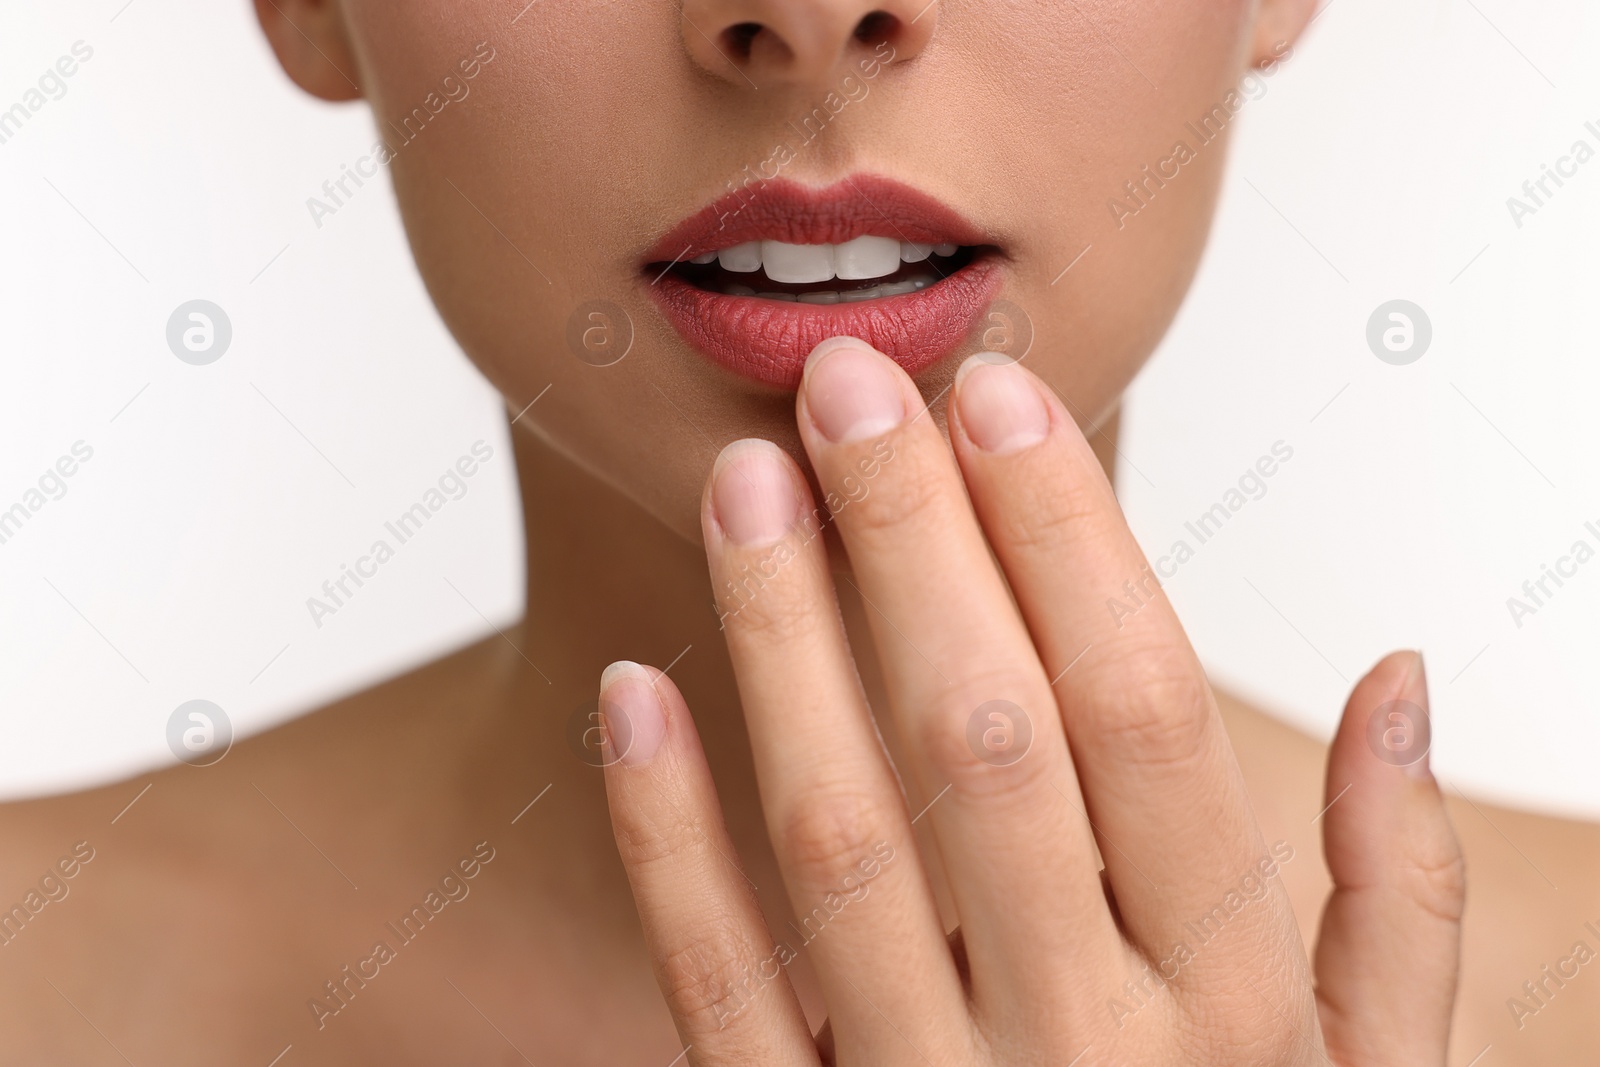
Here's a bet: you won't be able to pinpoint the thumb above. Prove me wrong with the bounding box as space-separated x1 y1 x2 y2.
1313 650 1465 1066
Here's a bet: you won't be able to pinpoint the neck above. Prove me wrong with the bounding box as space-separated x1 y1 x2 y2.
510 417 748 763
502 400 1121 829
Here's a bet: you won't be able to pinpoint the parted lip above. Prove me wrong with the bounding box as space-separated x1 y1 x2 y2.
641 175 994 263
641 175 1004 391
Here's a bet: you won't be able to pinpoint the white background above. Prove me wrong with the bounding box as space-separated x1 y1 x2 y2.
2 1 1596 818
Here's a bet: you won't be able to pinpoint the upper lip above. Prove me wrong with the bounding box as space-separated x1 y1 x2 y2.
642 175 994 264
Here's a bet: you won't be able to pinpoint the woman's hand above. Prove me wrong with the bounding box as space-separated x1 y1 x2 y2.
596 339 1465 1065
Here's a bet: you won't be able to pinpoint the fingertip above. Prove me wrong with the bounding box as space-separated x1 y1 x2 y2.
599 658 648 692
1331 648 1433 788
1397 650 1434 781
598 659 667 767
951 352 1051 455
805 334 881 367
1323 648 1462 921
705 438 806 550
798 337 912 445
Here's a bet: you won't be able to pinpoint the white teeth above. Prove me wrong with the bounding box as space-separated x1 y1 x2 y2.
700 239 964 282
879 280 919 297
761 241 835 284
718 242 763 272
835 236 902 280
797 290 840 304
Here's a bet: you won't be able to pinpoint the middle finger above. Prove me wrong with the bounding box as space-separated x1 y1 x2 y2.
794 337 1122 1013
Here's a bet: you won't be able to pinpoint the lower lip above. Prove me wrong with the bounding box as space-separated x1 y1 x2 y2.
646 257 1003 390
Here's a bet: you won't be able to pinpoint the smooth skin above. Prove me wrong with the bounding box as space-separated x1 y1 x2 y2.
601 340 1461 1065
3 0 1599 1063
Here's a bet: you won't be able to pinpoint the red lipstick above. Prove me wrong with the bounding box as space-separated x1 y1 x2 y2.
642 176 1003 390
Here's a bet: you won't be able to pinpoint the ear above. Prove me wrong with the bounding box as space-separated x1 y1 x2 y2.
253 0 363 101
1250 0 1319 67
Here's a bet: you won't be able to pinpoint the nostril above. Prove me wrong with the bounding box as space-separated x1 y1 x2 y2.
721 21 763 59
852 10 899 46
691 4 925 81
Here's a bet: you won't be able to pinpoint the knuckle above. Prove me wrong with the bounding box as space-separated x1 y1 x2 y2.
611 799 697 873
991 475 1104 555
657 915 764 1036
722 579 816 647
1400 834 1467 925
919 675 1057 802
836 443 953 543
1083 649 1213 770
716 537 820 643
777 788 893 888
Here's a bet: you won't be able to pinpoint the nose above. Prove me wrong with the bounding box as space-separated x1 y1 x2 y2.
680 0 935 88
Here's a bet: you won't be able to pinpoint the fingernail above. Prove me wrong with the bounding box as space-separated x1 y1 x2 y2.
955 353 1049 454
711 440 799 547
1400 651 1432 781
599 661 665 766
802 338 908 443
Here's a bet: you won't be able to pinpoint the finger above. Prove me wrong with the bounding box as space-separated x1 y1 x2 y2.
703 439 968 1050
1314 651 1463 1066
946 352 1277 964
600 661 818 1066
794 338 1121 1013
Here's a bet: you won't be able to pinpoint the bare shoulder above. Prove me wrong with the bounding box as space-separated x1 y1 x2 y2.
1214 685 1600 1060
0 630 536 1062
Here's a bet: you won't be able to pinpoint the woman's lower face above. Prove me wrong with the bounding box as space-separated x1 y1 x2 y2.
330 0 1266 540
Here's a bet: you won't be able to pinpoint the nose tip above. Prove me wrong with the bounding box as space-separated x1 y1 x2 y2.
681 0 935 88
